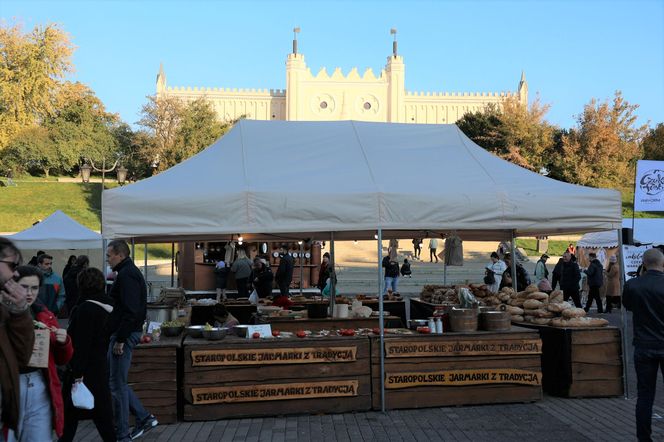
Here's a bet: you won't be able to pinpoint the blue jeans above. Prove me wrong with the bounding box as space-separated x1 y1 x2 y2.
634 346 664 442
7 371 53 442
384 276 398 294
108 332 150 440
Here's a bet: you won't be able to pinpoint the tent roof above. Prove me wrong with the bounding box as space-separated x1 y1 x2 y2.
577 231 620 248
8 210 102 249
102 120 622 242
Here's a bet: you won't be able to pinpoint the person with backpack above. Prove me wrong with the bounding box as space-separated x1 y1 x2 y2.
500 253 530 292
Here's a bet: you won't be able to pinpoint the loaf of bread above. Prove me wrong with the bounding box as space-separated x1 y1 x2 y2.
511 315 525 322
561 307 586 319
549 290 564 303
527 291 549 301
523 299 544 310
506 306 524 315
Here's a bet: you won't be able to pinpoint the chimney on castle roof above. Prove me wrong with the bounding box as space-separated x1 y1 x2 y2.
390 28 398 57
293 27 300 55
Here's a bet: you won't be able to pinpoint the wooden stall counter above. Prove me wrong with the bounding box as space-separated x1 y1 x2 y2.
513 323 623 398
129 335 183 424
258 315 403 332
182 334 372 420
371 326 543 410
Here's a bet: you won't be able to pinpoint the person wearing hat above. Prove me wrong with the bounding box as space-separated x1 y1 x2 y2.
605 255 621 313
584 252 605 313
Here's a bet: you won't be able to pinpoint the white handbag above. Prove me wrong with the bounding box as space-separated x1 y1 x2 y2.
71 379 95 410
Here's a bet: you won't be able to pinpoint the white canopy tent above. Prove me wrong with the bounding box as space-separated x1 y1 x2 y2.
101 120 625 409
8 210 102 250
102 120 622 242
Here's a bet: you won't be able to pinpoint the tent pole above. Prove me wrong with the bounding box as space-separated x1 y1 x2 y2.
171 242 175 287
329 233 336 317
144 244 148 281
377 228 385 413
102 238 108 280
617 229 630 399
511 230 517 291
443 262 447 285
131 239 135 260
299 241 303 296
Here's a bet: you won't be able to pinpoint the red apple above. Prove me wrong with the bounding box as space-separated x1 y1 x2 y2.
296 330 306 338
272 330 281 337
141 335 152 344
252 332 261 339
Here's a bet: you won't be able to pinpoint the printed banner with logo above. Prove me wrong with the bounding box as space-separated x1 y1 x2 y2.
634 160 664 212
623 244 652 280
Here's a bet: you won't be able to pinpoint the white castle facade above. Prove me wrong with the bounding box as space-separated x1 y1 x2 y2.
156 37 528 124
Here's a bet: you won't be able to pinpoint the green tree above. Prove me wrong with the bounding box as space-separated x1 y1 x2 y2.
456 96 556 172
559 91 647 188
0 23 74 149
642 123 664 161
171 98 229 164
2 126 55 175
137 95 182 171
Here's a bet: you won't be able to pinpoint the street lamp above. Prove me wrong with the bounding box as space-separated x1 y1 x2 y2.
80 163 92 183
116 165 128 185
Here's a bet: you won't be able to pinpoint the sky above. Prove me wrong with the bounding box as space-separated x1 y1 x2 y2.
2 0 663 130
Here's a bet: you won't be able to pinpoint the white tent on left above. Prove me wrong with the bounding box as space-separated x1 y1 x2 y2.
7 210 102 250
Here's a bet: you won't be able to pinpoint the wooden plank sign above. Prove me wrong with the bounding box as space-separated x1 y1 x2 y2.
385 369 541 389
384 339 541 358
191 380 359 404
28 329 50 368
191 346 357 367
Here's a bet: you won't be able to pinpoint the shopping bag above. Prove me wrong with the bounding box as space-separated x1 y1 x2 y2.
249 289 259 305
71 380 95 410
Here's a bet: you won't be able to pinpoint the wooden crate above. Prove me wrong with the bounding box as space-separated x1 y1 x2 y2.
182 335 371 420
517 324 623 398
370 328 543 410
128 336 182 424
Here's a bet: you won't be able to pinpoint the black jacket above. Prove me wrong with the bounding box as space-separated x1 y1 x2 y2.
552 260 581 291
63 264 85 311
67 293 114 379
400 262 411 276
253 267 274 298
500 263 530 292
584 259 604 288
623 270 664 349
382 256 400 278
108 257 147 343
275 253 294 285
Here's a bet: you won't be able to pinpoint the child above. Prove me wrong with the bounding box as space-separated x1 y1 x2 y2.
401 258 412 278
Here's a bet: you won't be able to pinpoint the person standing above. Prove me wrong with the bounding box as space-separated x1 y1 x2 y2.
0 238 35 439
230 249 252 299
382 255 400 294
275 245 294 299
500 253 530 292
428 238 439 263
534 254 550 283
485 252 507 294
59 268 115 442
36 254 66 316
252 258 274 299
584 252 605 313
605 255 621 313
105 240 157 442
317 252 332 291
9 266 73 442
62 255 89 317
213 260 229 303
412 238 422 260
622 248 664 442
62 255 77 280
552 252 582 308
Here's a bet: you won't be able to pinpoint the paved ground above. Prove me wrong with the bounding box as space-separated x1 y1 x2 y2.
71 394 664 441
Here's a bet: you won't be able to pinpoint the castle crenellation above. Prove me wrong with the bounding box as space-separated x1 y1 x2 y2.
156 34 527 123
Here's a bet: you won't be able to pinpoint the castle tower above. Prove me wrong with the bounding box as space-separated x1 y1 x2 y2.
156 63 167 96
385 30 405 122
518 70 528 105
285 28 306 120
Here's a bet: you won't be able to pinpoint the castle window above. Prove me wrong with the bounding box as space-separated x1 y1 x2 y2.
320 101 328 109
363 102 372 110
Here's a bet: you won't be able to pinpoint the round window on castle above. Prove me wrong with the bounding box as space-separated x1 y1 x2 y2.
363 102 372 110
320 101 328 109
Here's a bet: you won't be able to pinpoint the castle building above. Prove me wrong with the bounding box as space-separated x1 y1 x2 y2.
156 34 528 124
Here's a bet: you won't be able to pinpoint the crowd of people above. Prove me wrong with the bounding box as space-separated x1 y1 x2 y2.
0 237 158 442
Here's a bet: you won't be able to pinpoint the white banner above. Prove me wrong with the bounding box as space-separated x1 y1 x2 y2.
622 244 652 280
634 160 664 212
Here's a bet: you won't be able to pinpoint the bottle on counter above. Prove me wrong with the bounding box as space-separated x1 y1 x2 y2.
435 317 443 334
428 317 436 332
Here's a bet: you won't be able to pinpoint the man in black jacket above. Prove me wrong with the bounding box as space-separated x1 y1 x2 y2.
623 248 664 442
500 253 530 292
106 240 157 441
584 252 604 313
275 245 294 298
552 252 582 307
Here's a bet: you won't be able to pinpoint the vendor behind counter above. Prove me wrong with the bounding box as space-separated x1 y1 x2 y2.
213 304 239 329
